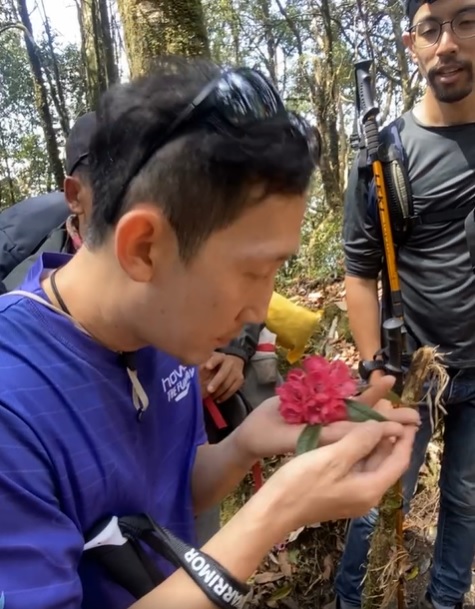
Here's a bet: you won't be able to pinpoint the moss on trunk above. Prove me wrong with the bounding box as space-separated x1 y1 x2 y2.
117 0 210 78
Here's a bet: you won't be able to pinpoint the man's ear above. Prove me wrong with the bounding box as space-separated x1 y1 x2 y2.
114 205 176 283
64 176 82 214
402 31 418 65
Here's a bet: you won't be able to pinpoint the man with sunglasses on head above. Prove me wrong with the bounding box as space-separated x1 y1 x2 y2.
335 1 475 609
0 57 418 609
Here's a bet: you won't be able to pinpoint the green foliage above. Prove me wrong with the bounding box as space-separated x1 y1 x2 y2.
278 196 345 285
0 24 85 205
0 0 419 282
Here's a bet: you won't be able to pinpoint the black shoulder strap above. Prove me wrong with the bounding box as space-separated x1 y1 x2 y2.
412 204 475 227
465 209 475 272
379 118 414 245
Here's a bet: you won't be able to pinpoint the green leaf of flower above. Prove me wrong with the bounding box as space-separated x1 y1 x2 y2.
345 398 388 422
296 424 322 455
386 390 401 404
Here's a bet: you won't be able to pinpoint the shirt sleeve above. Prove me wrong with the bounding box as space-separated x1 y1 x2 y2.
0 404 84 609
343 157 384 280
217 323 263 363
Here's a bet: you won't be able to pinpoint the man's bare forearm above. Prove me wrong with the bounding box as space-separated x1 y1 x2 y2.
192 437 256 514
345 275 381 360
132 490 283 609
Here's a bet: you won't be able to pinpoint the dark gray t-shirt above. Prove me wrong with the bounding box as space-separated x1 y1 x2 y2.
343 111 475 368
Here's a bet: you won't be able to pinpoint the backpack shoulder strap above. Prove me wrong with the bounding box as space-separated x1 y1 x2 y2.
362 117 413 246
466 209 475 272
379 117 414 245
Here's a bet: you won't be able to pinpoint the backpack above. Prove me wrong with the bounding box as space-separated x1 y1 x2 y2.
362 116 475 248
0 192 69 290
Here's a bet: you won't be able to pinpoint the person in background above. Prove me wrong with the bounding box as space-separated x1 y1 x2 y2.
2 112 96 290
334 1 475 608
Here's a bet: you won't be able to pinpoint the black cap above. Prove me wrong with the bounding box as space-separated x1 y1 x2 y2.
65 111 97 176
405 0 437 25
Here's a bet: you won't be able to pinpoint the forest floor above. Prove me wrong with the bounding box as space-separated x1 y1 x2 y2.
221 278 475 609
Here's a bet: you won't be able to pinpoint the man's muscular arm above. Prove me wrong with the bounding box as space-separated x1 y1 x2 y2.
345 275 385 382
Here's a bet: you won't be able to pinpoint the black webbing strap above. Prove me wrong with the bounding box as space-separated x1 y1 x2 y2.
413 204 474 226
84 513 250 608
465 209 475 273
120 514 250 609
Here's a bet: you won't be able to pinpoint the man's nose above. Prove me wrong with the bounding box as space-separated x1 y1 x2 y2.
436 24 459 56
241 288 274 325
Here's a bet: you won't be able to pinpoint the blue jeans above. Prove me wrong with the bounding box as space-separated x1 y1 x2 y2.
335 368 475 609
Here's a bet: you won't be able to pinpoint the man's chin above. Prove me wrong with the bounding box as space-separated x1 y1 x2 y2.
430 75 473 104
176 350 214 368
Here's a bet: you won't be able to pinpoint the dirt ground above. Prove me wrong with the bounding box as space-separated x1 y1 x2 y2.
221 441 475 609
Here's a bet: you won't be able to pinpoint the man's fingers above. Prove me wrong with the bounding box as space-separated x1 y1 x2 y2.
207 362 232 394
327 420 404 476
373 400 421 427
213 376 240 402
357 375 395 407
363 424 417 489
205 352 226 371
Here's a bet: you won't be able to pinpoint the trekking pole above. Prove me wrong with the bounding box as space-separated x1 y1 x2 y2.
383 317 406 609
355 60 405 325
354 59 406 609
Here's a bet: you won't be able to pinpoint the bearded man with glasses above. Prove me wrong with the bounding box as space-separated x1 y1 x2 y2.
333 1 475 609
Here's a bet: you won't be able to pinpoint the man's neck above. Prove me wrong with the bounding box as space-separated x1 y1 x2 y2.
414 90 475 126
42 247 144 354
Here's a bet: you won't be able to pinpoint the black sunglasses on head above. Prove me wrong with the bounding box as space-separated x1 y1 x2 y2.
114 67 320 210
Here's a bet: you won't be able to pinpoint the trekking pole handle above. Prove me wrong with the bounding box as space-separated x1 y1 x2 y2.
355 60 380 157
355 59 379 123
383 317 405 396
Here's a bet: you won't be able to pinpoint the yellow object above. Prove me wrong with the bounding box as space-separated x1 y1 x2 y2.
265 292 323 364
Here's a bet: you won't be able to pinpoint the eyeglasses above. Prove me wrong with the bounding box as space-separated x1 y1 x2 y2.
409 7 475 48
115 67 320 209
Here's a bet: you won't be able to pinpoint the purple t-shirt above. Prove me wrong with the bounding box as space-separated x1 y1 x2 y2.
0 253 206 609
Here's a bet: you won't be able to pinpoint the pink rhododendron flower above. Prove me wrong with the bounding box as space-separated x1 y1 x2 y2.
278 356 357 425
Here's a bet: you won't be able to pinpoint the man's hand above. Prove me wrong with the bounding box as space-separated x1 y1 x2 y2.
369 369 386 385
229 375 420 462
260 417 417 533
199 352 245 402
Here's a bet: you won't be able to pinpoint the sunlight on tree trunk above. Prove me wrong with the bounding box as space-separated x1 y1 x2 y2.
117 0 210 78
79 0 118 110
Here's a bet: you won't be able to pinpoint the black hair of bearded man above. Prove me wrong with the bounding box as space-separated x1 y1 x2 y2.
87 56 321 261
405 0 437 24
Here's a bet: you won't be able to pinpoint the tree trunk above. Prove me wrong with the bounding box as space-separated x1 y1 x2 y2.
39 0 70 137
258 0 278 85
274 0 344 211
16 0 64 189
311 0 343 211
79 0 109 109
98 0 119 86
117 0 210 78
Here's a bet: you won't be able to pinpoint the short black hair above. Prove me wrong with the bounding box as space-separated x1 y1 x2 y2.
72 164 90 183
405 0 436 25
87 56 319 260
